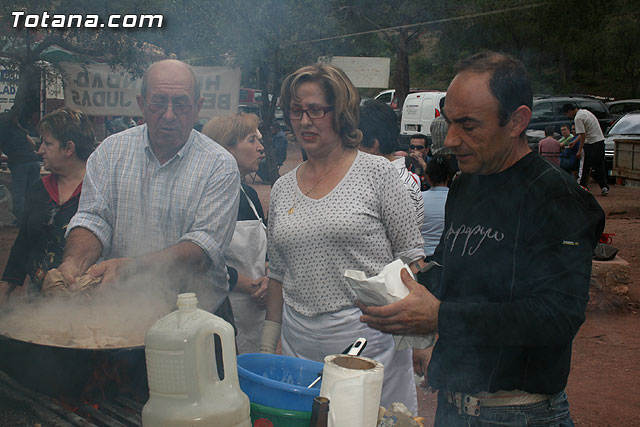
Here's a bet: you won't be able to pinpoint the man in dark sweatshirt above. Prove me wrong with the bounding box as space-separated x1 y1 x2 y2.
359 51 605 426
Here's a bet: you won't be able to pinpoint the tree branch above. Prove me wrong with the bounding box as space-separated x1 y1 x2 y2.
34 35 98 58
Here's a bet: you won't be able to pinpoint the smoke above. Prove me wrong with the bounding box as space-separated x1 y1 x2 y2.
0 268 186 349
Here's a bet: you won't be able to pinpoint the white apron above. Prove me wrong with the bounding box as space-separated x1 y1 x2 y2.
281 304 418 415
225 187 268 354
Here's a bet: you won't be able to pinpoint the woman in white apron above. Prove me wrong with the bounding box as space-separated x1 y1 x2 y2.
261 64 425 413
202 113 269 354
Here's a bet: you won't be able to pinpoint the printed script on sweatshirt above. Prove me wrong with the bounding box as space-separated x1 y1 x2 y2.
444 223 505 256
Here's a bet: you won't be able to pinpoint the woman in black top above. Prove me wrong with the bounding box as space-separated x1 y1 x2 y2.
0 108 96 303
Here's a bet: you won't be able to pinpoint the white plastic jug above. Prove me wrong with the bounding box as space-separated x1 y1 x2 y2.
142 293 251 426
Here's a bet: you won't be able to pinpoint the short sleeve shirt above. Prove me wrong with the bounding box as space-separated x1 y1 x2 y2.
574 109 604 144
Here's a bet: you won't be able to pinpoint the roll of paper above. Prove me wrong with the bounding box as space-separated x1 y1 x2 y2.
319 354 384 427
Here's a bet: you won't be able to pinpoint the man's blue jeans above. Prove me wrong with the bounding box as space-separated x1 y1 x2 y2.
435 390 575 426
9 161 40 224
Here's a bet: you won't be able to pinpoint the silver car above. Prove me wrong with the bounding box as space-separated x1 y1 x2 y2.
604 111 640 171
605 99 640 122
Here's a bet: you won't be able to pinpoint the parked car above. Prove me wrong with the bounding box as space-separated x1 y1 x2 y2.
239 88 263 105
373 88 430 116
526 96 613 149
604 111 640 174
605 99 640 122
373 89 398 108
238 103 262 119
398 91 447 149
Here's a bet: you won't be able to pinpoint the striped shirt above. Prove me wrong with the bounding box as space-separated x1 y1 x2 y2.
68 125 240 311
392 157 424 228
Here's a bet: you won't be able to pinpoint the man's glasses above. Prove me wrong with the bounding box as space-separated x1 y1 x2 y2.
144 100 194 115
409 144 425 150
288 106 334 120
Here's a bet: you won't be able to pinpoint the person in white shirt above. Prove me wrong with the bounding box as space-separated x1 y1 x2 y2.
562 103 609 195
57 60 240 316
261 63 424 413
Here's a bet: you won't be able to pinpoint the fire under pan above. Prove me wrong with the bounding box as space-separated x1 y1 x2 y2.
0 370 142 427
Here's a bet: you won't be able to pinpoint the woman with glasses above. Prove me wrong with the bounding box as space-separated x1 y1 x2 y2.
202 112 268 354
0 108 96 304
260 63 424 413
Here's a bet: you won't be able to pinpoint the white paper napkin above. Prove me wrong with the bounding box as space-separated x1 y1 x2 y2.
345 259 435 350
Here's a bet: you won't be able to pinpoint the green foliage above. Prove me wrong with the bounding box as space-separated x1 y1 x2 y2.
0 0 170 121
424 0 639 98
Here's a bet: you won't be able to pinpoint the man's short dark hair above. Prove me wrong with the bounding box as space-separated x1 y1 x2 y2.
410 133 430 147
561 103 578 113
544 126 555 137
359 100 399 155
456 51 532 127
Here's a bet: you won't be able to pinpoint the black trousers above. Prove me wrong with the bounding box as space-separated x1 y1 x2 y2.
579 140 608 189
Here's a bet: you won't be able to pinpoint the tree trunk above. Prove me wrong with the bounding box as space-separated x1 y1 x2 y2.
559 47 568 89
255 62 280 185
392 28 411 112
12 60 41 123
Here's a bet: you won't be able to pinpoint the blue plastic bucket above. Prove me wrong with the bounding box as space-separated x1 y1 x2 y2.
237 353 323 412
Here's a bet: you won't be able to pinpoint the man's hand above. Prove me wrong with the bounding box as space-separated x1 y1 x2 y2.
409 152 427 170
86 257 134 284
576 150 582 159
413 347 433 389
57 261 85 284
250 276 269 307
358 268 440 335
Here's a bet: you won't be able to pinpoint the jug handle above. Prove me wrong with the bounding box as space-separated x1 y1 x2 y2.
196 317 239 389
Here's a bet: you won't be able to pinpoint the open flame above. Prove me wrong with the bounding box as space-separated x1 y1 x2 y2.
79 351 148 402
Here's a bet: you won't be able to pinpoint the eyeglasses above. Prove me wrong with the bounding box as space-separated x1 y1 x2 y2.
409 144 426 150
144 100 194 115
288 106 334 120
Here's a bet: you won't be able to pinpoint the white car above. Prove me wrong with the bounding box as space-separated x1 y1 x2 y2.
399 91 447 147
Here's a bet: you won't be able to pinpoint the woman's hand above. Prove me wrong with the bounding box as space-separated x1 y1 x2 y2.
235 274 269 307
250 276 269 307
413 347 433 389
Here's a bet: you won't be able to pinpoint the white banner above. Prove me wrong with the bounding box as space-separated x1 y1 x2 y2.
0 66 19 113
320 56 390 88
61 62 240 118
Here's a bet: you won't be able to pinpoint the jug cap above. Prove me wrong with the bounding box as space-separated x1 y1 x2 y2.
177 293 198 311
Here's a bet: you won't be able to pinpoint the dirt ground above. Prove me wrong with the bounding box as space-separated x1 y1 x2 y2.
1 142 638 425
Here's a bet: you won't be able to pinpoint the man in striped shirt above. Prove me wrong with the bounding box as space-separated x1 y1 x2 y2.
57 60 240 313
